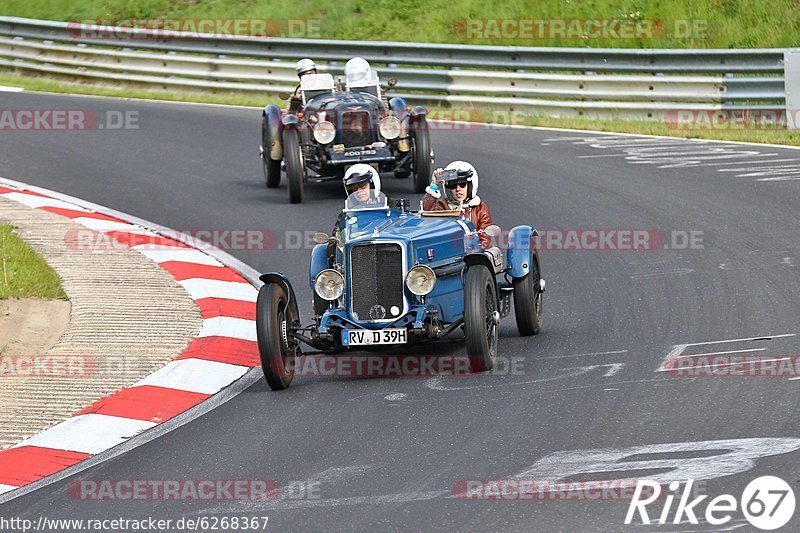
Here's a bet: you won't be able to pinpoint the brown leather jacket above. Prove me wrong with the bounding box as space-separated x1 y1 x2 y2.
422 193 493 248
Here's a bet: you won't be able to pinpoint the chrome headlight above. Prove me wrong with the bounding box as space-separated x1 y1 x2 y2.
313 121 336 144
405 265 436 296
379 116 401 140
314 269 344 301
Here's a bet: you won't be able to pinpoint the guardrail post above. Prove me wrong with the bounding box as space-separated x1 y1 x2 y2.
786 51 800 130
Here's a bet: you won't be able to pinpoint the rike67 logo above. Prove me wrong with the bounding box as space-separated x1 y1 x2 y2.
626 476 795 530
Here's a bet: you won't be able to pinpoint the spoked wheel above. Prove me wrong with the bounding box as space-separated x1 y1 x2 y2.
256 283 299 390
261 118 281 188
464 266 498 372
411 117 432 193
513 257 544 336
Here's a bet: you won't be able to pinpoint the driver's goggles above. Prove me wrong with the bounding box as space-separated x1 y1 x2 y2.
346 183 369 193
445 181 469 190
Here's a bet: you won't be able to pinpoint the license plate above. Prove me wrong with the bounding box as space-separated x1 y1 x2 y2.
342 328 408 346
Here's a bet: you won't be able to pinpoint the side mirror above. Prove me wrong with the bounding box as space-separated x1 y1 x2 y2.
387 77 398 88
277 91 292 101
312 232 329 244
484 225 502 238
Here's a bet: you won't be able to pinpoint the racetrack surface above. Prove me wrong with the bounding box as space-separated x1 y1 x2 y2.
2 92 800 531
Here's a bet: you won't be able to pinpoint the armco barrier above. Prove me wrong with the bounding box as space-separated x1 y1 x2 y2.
0 16 796 122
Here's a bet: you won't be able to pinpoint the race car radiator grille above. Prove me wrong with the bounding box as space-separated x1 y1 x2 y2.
341 111 373 147
349 243 405 321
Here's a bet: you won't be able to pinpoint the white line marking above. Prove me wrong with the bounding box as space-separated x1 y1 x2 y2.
384 393 407 401
178 278 257 302
577 153 629 158
198 316 256 342
657 334 796 372
718 161 800 172
133 359 249 395
685 334 795 347
673 348 767 359
540 350 628 360
11 414 156 455
303 465 373 484
0 85 24 93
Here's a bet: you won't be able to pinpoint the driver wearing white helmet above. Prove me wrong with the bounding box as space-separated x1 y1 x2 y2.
288 58 318 111
423 161 494 248
327 164 383 263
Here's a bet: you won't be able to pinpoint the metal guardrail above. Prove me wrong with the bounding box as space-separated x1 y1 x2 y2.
0 16 796 122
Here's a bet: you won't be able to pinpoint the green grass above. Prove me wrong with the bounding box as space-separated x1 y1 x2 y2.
5 0 800 48
3 71 799 147
0 224 68 300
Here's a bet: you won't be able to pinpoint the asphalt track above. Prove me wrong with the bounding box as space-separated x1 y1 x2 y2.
2 91 800 532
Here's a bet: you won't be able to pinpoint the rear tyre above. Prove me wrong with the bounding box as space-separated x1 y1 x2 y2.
464 266 498 372
412 117 432 194
283 129 304 204
256 284 299 390
261 118 281 188
513 257 543 336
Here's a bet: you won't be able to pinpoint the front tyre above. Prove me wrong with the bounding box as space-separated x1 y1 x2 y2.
412 117 432 194
513 257 543 336
464 266 498 372
256 284 299 390
283 129 304 204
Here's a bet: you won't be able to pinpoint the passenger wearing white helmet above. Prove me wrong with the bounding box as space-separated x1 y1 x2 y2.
344 57 374 88
423 161 494 248
288 58 318 111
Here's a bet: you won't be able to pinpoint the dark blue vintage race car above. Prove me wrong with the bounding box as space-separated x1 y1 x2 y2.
255 191 545 390
259 73 433 204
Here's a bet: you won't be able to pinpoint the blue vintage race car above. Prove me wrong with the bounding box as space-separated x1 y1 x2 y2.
255 191 545 390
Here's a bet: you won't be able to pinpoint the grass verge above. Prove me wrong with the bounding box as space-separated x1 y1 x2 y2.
2 72 799 147
0 224 68 300
4 0 800 49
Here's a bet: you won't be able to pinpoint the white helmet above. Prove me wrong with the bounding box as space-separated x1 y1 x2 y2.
444 160 479 199
296 58 317 77
344 57 372 87
343 164 381 196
